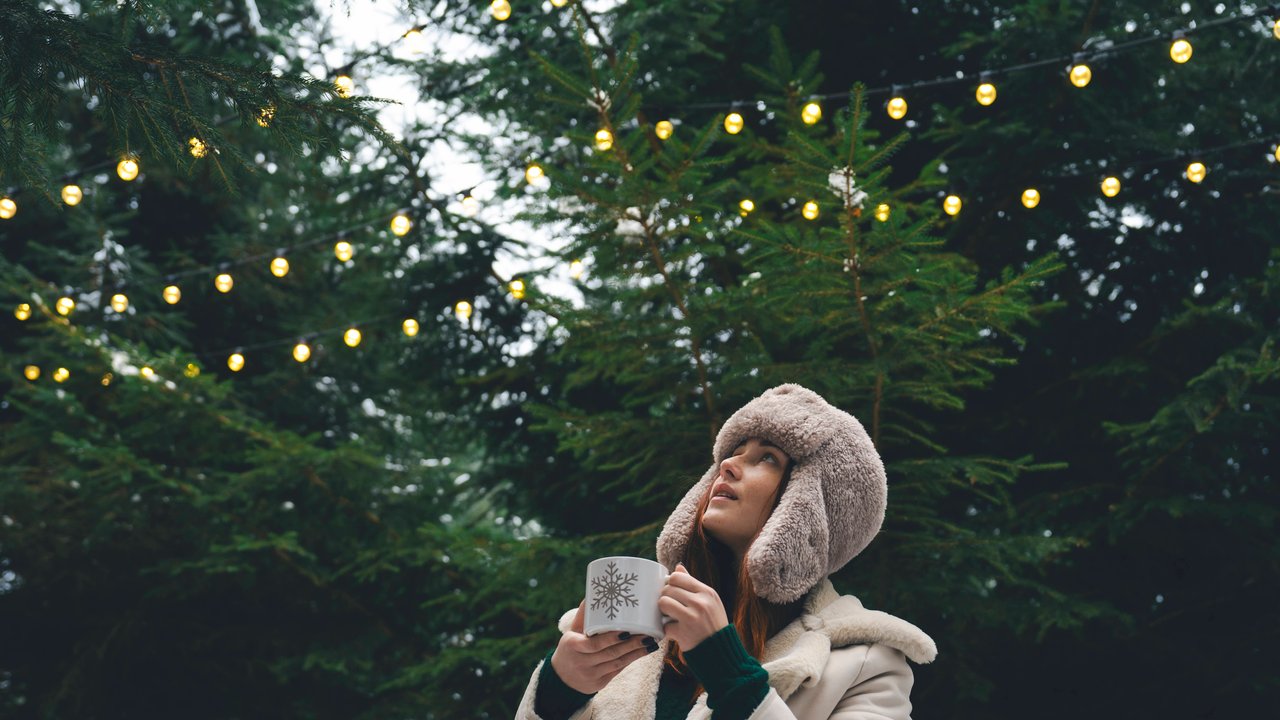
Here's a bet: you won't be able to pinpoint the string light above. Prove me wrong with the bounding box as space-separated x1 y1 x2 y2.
402 27 428 54
1021 188 1041 208
738 198 755 216
460 194 480 216
594 128 614 151
390 212 412 236
24 365 40 381
110 293 129 312
1069 54 1092 87
1101 176 1121 197
801 201 820 220
292 341 312 363
0 197 15 219
334 240 355 261
1274 16 1280 40
56 296 75 316
100 372 112 386
509 279 526 299
655 120 674 139
184 363 200 378
227 352 245 372
724 112 744 134
1186 161 1207 183
343 327 362 347
943 195 962 216
455 300 473 321
1275 144 1280 163
52 367 70 383
256 104 276 127
1170 32 1193 63
525 163 545 183
569 259 585 279
116 157 139 181
189 137 208 158
14 303 31 321
214 273 234 293
886 94 907 120
551 0 568 6
801 101 822 125
270 254 290 277
61 184 83 206
975 77 997 106
163 285 182 304
491 0 511 22
402 318 420 336
140 366 155 379
875 203 891 222
334 74 355 98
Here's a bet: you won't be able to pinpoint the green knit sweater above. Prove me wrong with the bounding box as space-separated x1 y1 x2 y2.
534 625 769 720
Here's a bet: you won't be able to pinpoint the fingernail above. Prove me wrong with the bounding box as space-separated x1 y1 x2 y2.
618 632 631 640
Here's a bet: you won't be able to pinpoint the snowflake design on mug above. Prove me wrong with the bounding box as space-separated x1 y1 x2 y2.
590 561 640 620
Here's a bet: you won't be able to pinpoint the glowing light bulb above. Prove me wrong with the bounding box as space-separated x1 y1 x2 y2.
334 240 354 262
509 279 525 299
1021 188 1041 209
402 318 420 336
738 198 756 216
455 300 473 321
270 256 290 277
975 82 997 106
227 353 245 372
491 0 511 21
256 104 275 127
215 273 234 293
15 303 31 321
801 102 822 125
875 203 891 222
1275 145 1280 163
140 366 155 379
801 201 820 220
1100 176 1121 198
943 195 962 216
184 363 200 378
569 259 585 279
390 213 412 236
1186 161 1207 183
61 184 83 206
525 164 544 183
887 96 907 120
0 197 15 219
189 137 208 158
117 158 139 181
724 112 744 135
56 296 75 316
101 372 112 386
594 128 613 151
343 328 362 347
403 28 428 54
53 367 70 383
551 0 568 6
1170 37 1193 64
1069 63 1092 88
163 285 181 305
110 293 129 312
334 74 354 97
655 120 674 139
1274 17 1280 40
460 194 480 216
24 365 40 381
293 342 311 363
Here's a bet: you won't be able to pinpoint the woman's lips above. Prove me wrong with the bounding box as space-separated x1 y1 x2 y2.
710 495 735 504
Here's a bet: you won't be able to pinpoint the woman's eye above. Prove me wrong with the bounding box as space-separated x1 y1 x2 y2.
764 452 778 463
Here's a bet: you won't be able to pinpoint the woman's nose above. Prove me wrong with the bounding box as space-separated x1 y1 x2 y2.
719 456 739 480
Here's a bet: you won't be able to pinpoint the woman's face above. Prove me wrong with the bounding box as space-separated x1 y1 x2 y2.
700 437 792 558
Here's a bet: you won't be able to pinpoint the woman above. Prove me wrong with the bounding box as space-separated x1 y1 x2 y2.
515 383 937 719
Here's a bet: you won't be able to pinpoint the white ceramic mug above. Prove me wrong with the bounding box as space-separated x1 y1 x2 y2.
584 556 671 640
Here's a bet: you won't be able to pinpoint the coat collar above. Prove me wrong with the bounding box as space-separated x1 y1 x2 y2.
557 578 937 719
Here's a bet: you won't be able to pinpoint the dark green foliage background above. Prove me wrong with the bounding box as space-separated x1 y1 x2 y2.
1 1 1276 718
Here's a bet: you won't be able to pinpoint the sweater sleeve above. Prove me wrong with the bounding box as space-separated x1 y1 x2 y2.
533 649 595 720
683 625 770 719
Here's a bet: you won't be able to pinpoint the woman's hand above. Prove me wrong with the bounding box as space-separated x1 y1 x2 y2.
550 600 654 694
659 562 730 651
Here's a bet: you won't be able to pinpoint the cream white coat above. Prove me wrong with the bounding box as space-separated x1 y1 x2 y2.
514 578 937 720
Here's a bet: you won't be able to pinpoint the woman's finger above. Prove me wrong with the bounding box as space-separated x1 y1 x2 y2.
660 583 704 609
658 594 691 620
664 568 709 593
593 645 651 679
582 631 634 654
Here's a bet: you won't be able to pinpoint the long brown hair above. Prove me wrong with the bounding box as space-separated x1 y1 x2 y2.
664 458 804 696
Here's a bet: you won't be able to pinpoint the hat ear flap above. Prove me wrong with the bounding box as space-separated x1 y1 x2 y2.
746 463 829 604
656 464 718 570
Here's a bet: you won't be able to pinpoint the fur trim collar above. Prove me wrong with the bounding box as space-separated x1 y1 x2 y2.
555 578 936 718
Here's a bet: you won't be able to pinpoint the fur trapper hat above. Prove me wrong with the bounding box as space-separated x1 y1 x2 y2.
656 383 887 603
